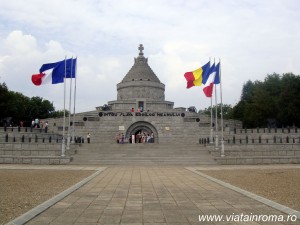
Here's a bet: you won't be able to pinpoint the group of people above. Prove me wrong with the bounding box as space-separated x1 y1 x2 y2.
115 131 154 144
130 107 144 112
31 118 48 129
115 133 125 144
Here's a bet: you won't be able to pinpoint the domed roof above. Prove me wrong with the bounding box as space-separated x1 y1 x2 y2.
121 44 161 83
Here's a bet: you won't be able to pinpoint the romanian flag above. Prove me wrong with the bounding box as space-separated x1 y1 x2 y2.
184 61 210 88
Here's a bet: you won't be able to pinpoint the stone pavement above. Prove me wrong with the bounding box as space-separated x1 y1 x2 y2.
2 166 292 225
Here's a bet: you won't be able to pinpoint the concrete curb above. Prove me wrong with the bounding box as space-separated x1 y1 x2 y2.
186 167 300 220
5 167 107 225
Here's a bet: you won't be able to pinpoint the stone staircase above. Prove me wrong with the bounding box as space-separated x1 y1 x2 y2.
71 143 217 165
0 127 70 164
199 127 300 165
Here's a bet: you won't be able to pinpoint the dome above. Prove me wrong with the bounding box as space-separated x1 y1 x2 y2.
117 44 165 101
121 44 161 83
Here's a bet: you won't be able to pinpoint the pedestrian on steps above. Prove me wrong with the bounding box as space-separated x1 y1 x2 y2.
87 133 91 143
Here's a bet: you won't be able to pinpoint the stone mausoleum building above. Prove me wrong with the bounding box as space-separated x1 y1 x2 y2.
49 44 240 143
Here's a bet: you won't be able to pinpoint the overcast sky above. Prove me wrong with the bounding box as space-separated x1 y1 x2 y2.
0 0 299 113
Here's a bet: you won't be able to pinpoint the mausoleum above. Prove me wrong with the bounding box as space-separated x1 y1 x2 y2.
49 44 240 144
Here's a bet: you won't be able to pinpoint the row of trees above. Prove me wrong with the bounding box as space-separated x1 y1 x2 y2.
201 73 300 128
0 83 67 126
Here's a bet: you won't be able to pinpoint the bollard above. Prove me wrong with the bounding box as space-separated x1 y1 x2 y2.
246 136 248 144
266 138 268 143
49 136 52 143
25 127 27 132
293 138 295 143
259 136 261 143
4 126 7 132
29 137 31 142
35 135 38 142
42 137 45 143
252 138 254 143
21 135 24 143
18 126 20 132
286 136 289 143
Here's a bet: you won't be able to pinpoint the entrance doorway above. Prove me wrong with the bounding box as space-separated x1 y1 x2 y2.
126 121 158 143
138 101 144 112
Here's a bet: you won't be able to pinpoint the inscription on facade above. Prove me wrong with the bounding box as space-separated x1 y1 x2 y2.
98 112 185 117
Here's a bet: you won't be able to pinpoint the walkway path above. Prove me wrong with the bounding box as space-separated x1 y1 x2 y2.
13 166 298 225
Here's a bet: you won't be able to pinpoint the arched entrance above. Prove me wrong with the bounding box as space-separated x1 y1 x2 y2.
125 121 158 143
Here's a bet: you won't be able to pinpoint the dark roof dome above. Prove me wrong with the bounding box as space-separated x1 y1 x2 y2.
121 44 161 83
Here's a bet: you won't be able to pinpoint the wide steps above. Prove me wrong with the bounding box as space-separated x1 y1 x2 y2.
71 143 216 165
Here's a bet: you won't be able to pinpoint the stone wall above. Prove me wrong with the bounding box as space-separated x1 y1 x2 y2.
46 110 242 144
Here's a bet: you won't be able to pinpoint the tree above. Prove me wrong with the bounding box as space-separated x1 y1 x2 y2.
0 83 10 120
201 104 234 120
0 83 67 126
232 73 300 128
277 73 300 126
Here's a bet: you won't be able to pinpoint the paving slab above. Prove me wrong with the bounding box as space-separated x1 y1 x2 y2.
3 165 300 225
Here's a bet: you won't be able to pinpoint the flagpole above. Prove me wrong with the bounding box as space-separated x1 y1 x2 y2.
219 58 225 157
71 57 77 144
210 96 214 144
66 58 73 150
61 57 67 157
209 58 213 144
214 58 219 150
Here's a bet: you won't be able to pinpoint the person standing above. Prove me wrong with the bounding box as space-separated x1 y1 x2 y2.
87 133 91 143
136 132 140 143
44 121 48 133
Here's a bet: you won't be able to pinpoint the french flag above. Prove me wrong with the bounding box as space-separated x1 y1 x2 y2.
202 63 220 97
31 58 76 86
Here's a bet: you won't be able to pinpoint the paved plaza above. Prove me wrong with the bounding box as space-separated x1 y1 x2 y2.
3 165 299 225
